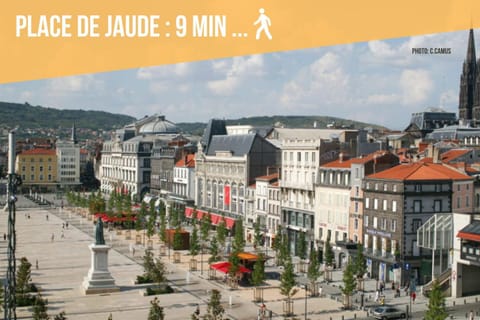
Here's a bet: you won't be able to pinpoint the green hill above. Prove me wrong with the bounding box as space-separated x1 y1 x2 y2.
0 101 135 130
177 115 388 136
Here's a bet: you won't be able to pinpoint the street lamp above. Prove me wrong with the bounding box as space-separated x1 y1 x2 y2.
304 284 308 320
201 241 204 275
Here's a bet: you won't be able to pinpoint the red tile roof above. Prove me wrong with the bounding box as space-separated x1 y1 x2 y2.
441 149 471 163
175 154 195 168
20 148 56 156
367 162 472 181
350 151 394 165
322 157 355 168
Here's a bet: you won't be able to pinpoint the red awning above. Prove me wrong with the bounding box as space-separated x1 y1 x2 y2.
457 231 480 242
210 261 251 274
184 207 236 230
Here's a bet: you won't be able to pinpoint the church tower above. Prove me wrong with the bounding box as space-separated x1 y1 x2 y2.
459 29 477 124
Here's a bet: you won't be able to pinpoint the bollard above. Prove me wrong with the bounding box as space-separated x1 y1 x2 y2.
342 316 344 320
476 297 478 303
453 301 456 307
466 313 468 319
464 299 467 305
354 313 356 319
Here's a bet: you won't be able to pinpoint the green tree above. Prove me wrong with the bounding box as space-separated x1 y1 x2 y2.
425 280 447 320
232 220 245 253
251 253 265 286
340 260 356 309
280 257 297 303
216 217 228 251
190 224 200 258
148 297 165 320
208 237 221 264
159 212 167 243
173 225 183 250
296 231 307 260
32 293 49 320
16 257 32 298
228 220 245 278
353 244 367 279
136 201 148 231
253 217 263 251
324 237 334 267
203 289 225 320
142 250 156 280
200 212 211 243
307 247 322 295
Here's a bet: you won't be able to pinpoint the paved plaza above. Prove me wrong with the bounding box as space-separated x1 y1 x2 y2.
1 196 480 320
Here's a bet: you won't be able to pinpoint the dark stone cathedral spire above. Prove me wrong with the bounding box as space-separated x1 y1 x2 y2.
459 29 477 124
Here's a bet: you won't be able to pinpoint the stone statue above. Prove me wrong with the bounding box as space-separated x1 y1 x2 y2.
95 217 105 245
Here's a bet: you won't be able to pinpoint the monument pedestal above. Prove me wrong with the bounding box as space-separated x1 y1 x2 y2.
82 244 119 295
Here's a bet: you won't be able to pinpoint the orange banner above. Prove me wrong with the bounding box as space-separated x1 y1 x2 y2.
0 0 479 83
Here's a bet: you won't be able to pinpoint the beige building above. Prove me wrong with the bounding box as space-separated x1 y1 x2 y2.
16 148 58 191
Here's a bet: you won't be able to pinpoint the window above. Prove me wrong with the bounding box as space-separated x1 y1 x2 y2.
30 174 34 180
337 173 341 184
290 152 293 161
312 152 315 163
354 218 358 230
31 166 34 172
39 166 43 172
467 196 470 207
382 218 387 230
413 200 422 213
373 217 378 228
457 197 461 209
375 183 379 190
383 184 388 191
22 166 25 172
284 152 287 161
355 186 359 197
383 199 387 211
415 184 422 192
393 185 397 192
434 200 442 212
366 182 370 189
355 168 359 179
305 152 308 162
373 198 378 210
392 200 397 212
354 201 358 213
297 152 301 162
391 219 397 232
457 184 461 191
365 198 370 209
364 215 369 226
412 219 422 232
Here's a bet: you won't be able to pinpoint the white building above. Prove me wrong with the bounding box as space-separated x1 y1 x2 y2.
173 154 196 201
56 125 81 187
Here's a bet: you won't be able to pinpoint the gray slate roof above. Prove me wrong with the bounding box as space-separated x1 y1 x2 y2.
460 220 480 236
206 134 257 156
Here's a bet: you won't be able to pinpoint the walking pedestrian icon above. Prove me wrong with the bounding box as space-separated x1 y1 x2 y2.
254 8 272 40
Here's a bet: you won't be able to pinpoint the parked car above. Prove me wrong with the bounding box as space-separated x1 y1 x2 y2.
371 306 406 320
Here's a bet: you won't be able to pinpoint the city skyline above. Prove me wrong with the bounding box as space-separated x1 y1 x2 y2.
0 28 477 130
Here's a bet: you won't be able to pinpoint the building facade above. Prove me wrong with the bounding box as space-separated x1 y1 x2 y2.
16 148 58 192
363 161 473 285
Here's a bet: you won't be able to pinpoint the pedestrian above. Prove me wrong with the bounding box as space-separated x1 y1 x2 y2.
62 223 65 229
66 222 69 229
469 310 474 320
46 214 48 221
36 259 39 270
51 233 54 242
375 289 380 302
3 233 6 241
411 291 416 303
61 230 64 239
380 281 384 293
319 285 323 297
194 304 200 319
28 214 30 219
395 288 400 298
132 247 135 257
391 281 395 290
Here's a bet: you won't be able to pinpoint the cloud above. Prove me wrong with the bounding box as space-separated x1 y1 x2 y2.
48 75 104 94
207 55 264 95
280 52 350 107
137 63 192 80
399 69 433 104
365 94 399 105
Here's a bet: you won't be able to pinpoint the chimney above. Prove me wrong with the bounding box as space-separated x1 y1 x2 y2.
432 145 440 164
339 152 344 163
184 155 188 167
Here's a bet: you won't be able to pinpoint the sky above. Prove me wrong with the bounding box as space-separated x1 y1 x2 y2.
0 28 477 130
